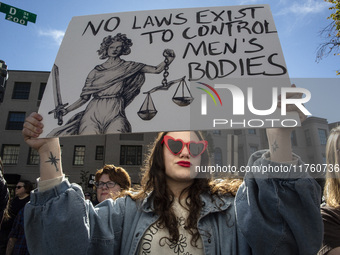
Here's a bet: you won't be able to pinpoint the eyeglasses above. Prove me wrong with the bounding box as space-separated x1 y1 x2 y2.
162 135 208 158
16 186 24 189
94 181 117 189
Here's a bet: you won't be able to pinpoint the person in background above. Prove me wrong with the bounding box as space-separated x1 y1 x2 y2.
94 164 131 203
0 180 33 254
318 126 340 255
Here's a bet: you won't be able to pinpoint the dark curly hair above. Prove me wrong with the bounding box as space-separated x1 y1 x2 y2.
97 33 133 59
95 164 131 191
130 131 242 247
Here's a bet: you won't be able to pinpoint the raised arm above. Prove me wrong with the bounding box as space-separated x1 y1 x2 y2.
235 85 322 254
22 112 129 254
266 128 293 162
22 112 63 181
266 84 307 162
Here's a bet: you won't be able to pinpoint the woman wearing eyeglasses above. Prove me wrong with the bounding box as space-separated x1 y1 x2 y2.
94 165 131 203
21 93 322 254
318 126 340 255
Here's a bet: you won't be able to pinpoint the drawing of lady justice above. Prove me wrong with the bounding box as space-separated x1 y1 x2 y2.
48 33 175 136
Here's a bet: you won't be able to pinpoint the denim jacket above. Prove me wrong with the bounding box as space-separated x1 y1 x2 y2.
24 150 323 255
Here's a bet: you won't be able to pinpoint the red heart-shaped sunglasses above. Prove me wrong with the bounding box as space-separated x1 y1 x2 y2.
162 135 208 157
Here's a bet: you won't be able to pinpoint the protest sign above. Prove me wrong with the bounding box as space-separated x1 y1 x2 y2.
38 5 304 137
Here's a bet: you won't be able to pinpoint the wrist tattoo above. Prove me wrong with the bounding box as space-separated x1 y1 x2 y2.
45 152 60 172
271 140 279 152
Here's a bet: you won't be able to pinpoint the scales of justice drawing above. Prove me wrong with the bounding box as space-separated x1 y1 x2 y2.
136 56 193 121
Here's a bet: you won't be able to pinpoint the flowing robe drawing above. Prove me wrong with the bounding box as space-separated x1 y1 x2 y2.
48 60 146 136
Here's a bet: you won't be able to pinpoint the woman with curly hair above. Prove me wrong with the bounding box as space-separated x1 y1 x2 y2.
22 95 322 254
129 131 242 253
318 126 340 255
94 164 131 203
49 33 175 136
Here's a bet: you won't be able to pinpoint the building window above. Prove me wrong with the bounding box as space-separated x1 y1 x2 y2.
95 146 104 160
73 146 85 165
120 145 142 165
38 83 46 100
28 148 39 165
6 112 26 130
248 129 256 135
304 129 312 146
291 130 298 146
249 145 258 155
12 82 31 99
2 145 20 165
214 147 222 165
234 130 242 135
213 130 221 135
318 129 327 145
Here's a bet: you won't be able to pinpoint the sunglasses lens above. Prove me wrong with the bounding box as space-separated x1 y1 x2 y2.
189 142 205 157
167 139 184 155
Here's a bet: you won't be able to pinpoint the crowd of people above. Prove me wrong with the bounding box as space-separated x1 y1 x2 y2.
0 93 339 254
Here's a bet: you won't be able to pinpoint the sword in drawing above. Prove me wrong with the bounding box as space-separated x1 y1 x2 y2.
48 64 68 126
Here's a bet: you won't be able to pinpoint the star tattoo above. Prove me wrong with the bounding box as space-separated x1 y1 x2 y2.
271 140 279 152
45 152 60 172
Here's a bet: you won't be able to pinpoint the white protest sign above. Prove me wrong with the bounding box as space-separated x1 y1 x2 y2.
38 5 302 137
